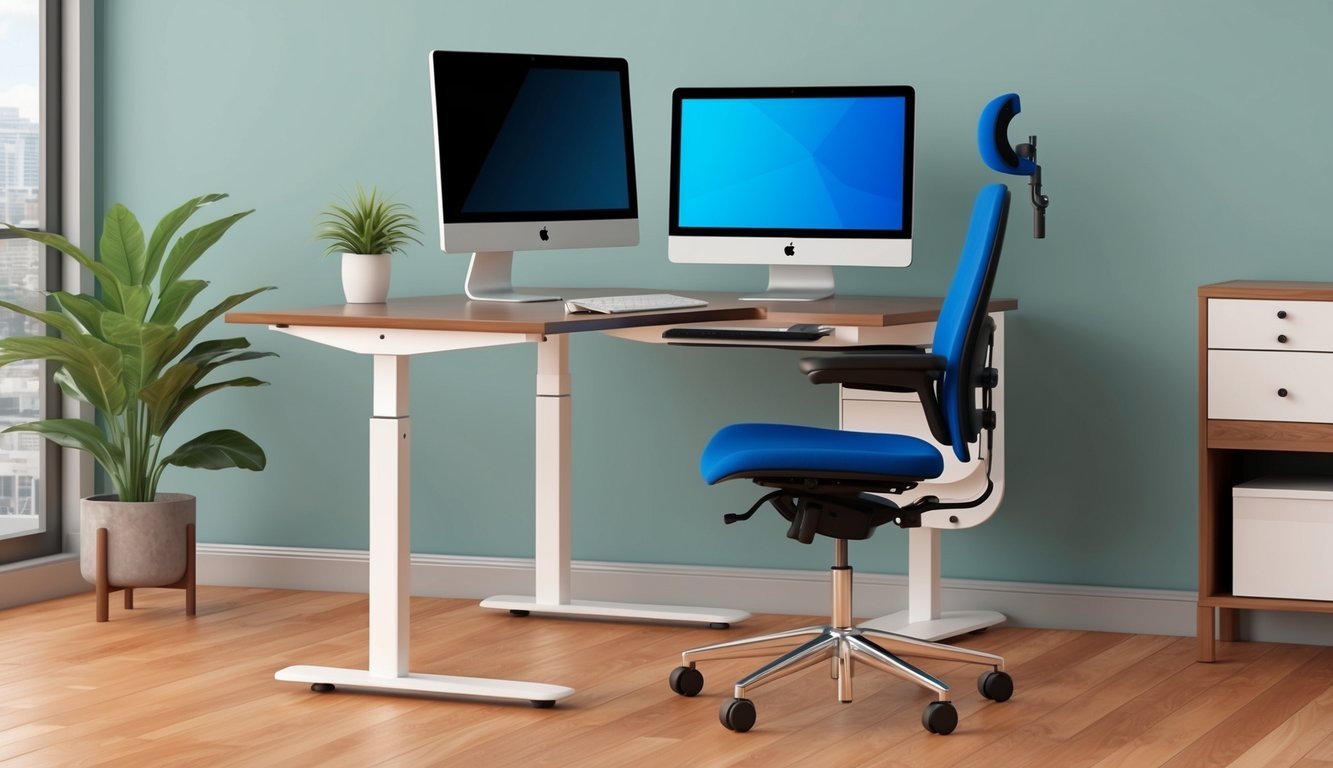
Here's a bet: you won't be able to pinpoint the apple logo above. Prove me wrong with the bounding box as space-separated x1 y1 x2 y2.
539 227 550 242
783 242 795 257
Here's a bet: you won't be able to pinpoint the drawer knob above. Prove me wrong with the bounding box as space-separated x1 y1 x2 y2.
1277 310 1288 319
1278 334 1289 343
1278 388 1289 398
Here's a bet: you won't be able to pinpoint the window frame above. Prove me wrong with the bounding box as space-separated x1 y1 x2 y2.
0 0 93 576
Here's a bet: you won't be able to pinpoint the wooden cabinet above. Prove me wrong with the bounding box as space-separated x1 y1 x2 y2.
1198 280 1333 662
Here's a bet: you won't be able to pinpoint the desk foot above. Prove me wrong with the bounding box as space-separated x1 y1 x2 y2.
480 595 750 626
274 665 575 704
858 609 1006 642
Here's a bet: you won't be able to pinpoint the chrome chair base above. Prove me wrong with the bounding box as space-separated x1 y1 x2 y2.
669 539 1011 734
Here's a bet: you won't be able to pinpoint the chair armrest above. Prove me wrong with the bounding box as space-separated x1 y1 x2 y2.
798 352 951 445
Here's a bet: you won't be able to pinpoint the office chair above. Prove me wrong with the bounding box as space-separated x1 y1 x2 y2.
667 183 1014 736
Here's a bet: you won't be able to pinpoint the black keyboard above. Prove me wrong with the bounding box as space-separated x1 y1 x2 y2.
662 324 831 342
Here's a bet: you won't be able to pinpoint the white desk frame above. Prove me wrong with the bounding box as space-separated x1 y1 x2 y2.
266 323 747 702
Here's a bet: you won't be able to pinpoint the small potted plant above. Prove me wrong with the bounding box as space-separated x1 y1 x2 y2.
0 193 273 618
315 185 421 303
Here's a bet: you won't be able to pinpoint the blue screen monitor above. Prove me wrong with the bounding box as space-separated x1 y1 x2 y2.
430 51 640 302
669 86 914 300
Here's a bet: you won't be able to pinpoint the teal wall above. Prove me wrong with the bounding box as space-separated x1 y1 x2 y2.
96 1 1333 592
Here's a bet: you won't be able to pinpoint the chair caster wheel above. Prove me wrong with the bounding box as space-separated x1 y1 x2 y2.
531 699 555 709
311 683 335 693
720 698 756 732
922 701 957 735
509 609 530 617
978 670 1013 702
668 665 704 697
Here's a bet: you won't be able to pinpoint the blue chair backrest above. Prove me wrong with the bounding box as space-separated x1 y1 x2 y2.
931 183 1010 462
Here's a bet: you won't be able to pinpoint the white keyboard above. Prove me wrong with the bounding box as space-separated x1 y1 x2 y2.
564 293 708 314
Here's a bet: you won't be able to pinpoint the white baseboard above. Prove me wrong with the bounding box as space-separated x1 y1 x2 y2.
0 553 90 611
5 544 1328 647
195 543 1220 639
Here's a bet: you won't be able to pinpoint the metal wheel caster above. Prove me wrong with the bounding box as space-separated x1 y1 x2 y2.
509 609 530 617
668 665 704 697
720 698 756 732
922 700 957 735
531 699 555 709
978 670 1013 702
311 683 335 693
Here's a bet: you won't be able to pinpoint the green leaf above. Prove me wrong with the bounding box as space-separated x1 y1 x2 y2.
0 224 97 275
158 210 253 293
50 292 108 336
139 361 199 436
99 203 147 286
99 313 177 387
0 335 127 414
117 284 153 322
149 376 267 437
5 419 121 478
160 429 265 471
161 286 275 364
143 340 274 436
144 194 228 287
150 279 208 326
0 297 84 338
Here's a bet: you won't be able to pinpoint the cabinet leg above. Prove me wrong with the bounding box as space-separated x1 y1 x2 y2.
1197 604 1215 663
1219 607 1239 642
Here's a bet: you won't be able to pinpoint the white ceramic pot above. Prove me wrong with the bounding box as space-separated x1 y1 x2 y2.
79 493 196 587
341 252 391 303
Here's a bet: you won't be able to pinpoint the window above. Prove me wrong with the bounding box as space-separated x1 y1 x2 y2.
0 0 61 561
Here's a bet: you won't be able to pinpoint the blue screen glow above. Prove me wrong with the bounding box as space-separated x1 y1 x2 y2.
676 96 907 231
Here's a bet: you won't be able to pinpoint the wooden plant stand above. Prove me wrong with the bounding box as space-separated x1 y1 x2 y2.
94 523 196 622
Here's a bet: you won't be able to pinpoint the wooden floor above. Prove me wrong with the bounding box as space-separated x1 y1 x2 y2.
2 589 1333 767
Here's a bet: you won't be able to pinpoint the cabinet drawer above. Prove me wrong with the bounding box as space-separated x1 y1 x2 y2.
1209 298 1333 352
1209 349 1333 422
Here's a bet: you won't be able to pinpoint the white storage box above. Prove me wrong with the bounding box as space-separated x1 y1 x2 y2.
1233 477 1333 601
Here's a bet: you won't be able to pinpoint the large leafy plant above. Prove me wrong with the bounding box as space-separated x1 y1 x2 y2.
0 194 274 502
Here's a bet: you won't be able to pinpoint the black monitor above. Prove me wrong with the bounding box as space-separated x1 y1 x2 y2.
430 50 640 302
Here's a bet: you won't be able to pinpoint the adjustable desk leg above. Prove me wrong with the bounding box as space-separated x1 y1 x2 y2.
857 312 1008 642
859 527 1005 641
276 354 574 704
481 335 750 627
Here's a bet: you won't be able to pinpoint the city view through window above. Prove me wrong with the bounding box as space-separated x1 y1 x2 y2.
0 0 45 539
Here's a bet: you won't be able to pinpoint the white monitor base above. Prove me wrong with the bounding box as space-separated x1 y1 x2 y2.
859 609 1006 642
740 264 835 302
481 595 750 626
275 665 575 704
465 251 560 303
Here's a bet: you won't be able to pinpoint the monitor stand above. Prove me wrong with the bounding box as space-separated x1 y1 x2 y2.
740 265 835 302
465 251 560 303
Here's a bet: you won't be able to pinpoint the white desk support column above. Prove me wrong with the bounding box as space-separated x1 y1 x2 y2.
480 334 751 626
855 313 1008 641
270 328 574 704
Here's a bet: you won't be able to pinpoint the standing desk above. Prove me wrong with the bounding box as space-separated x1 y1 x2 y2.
226 290 1016 703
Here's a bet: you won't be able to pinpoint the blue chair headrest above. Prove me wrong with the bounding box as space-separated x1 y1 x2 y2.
978 93 1037 177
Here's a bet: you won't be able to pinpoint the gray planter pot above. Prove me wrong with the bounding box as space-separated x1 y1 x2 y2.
79 493 196 587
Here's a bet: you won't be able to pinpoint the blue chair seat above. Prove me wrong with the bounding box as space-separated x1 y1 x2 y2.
700 423 945 485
